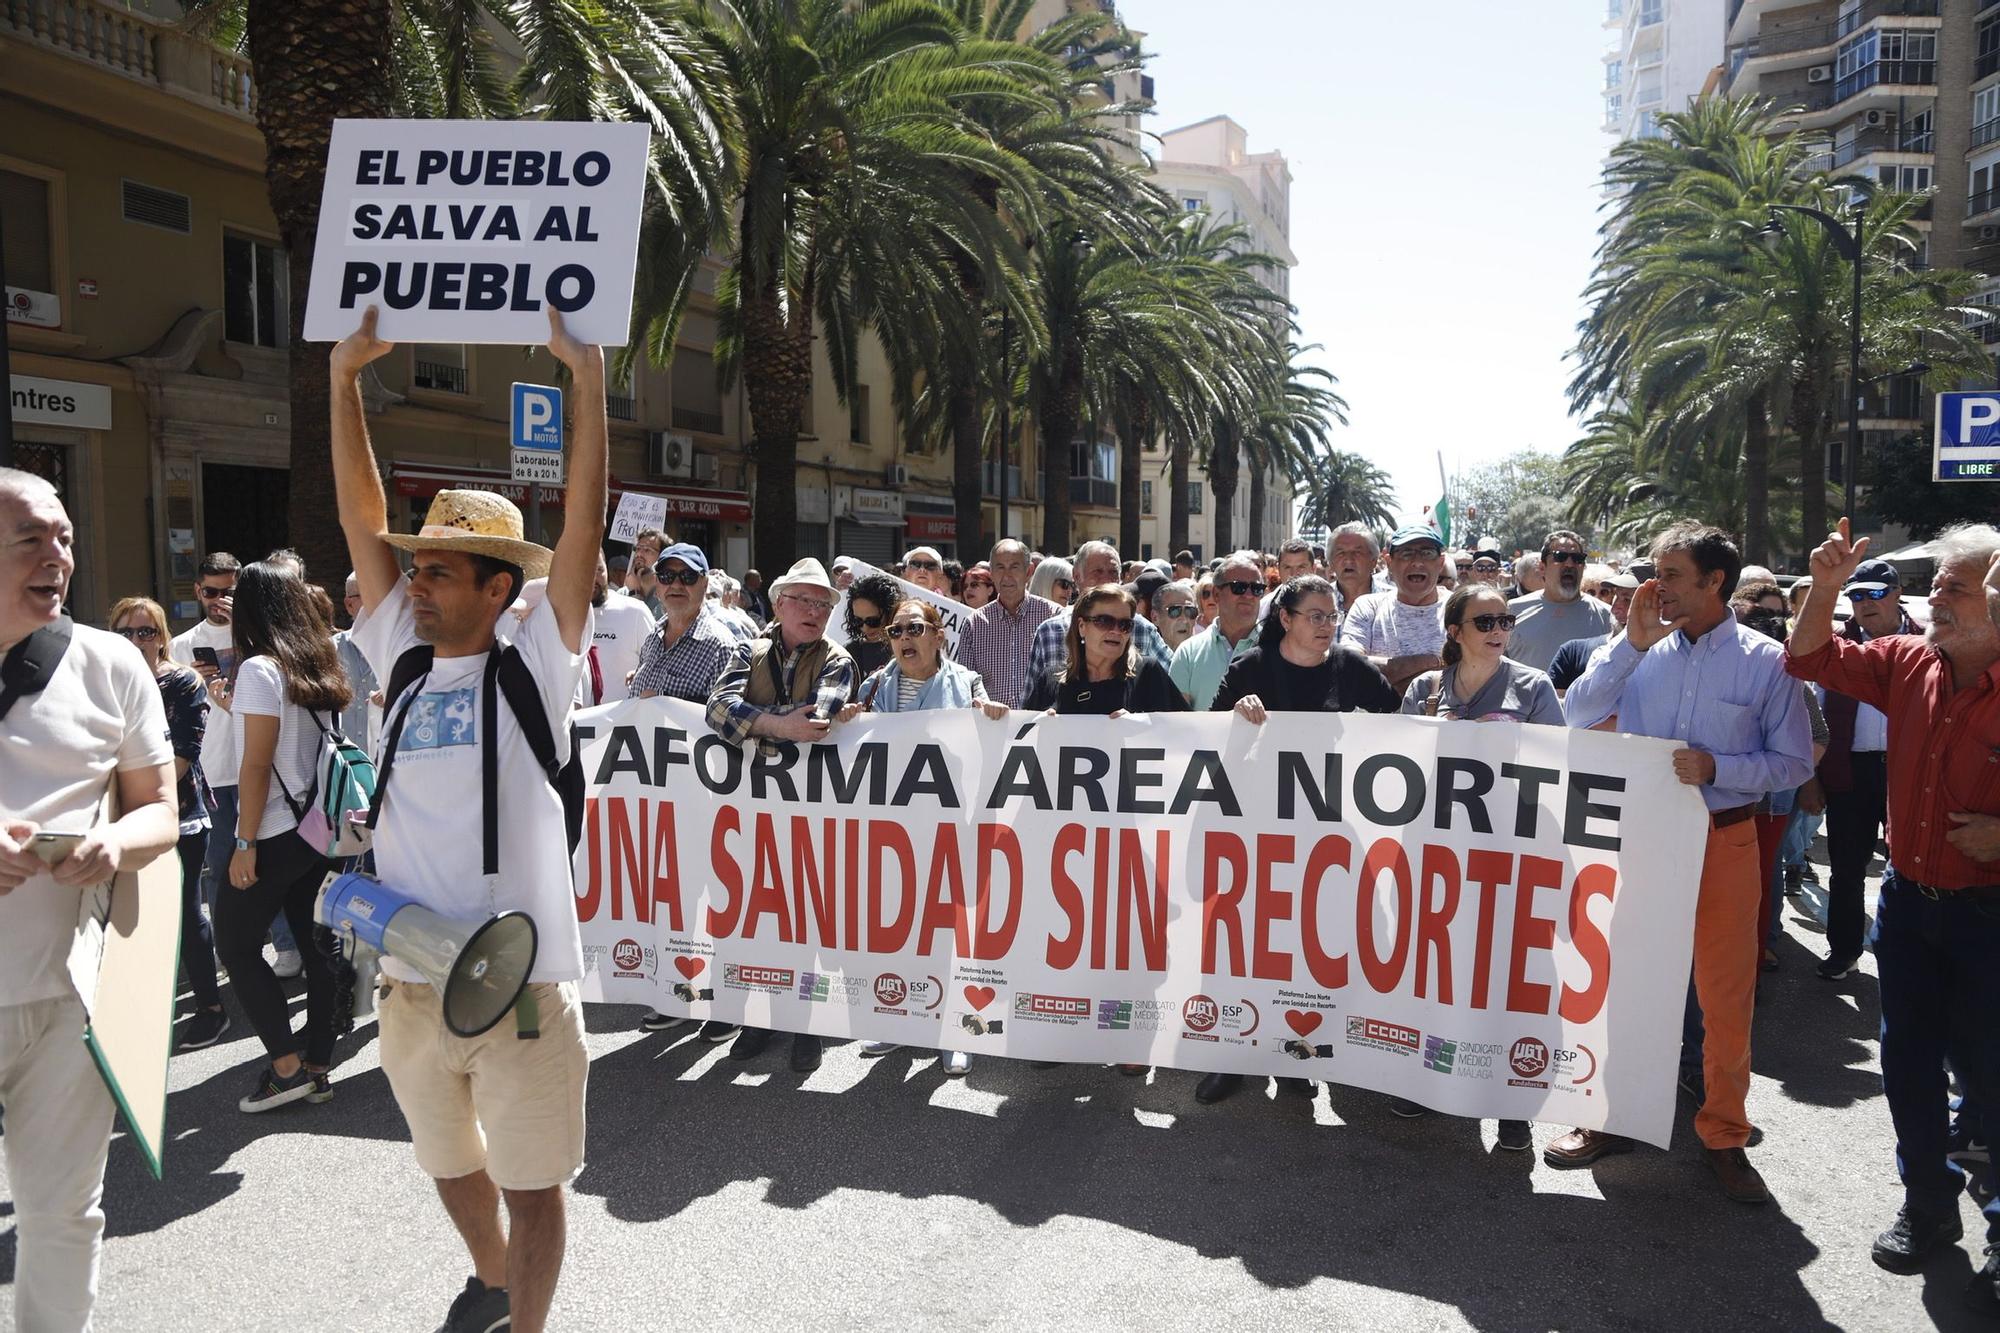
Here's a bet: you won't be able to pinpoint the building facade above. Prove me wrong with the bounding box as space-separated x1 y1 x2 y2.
1602 0 1731 145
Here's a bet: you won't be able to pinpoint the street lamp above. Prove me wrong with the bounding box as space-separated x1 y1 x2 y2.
1763 203 1864 518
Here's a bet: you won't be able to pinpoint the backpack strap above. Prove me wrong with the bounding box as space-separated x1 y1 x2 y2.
481 648 505 876
0 615 74 722
366 646 435 834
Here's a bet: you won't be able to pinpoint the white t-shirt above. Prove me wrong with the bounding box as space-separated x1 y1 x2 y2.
170 617 239 786
1338 591 1446 659
354 577 589 985
230 655 328 840
0 624 172 1005
585 591 656 706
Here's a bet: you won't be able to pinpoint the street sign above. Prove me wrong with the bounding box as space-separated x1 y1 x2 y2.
1934 391 2000 482
511 382 565 485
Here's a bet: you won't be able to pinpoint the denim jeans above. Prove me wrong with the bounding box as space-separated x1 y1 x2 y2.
176 830 222 1012
1872 868 2000 1238
1766 805 1816 947
202 785 297 954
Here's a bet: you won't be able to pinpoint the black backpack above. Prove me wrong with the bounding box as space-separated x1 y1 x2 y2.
0 615 73 722
370 643 585 876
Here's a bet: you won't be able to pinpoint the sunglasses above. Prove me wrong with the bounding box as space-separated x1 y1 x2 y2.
1081 614 1134 634
1054 578 1075 590
1544 551 1588 565
905 558 941 571
886 623 933 640
855 614 885 629
1466 613 1519 632
1848 585 1898 601
113 625 160 641
654 567 704 586
1218 580 1264 597
1162 604 1199 619
1286 609 1336 627
1473 560 1501 572
197 585 233 599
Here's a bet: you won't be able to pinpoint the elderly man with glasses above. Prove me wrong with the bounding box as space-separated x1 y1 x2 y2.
1337 525 1448 692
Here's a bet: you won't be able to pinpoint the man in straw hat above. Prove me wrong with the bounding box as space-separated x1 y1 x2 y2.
705 555 855 1073
331 307 604 1333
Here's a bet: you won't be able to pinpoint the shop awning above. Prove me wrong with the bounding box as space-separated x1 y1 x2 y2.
390 463 750 522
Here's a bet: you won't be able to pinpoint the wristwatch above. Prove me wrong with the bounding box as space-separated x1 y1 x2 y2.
234 837 254 851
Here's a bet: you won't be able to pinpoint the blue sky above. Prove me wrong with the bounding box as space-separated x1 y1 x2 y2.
1134 0 1612 521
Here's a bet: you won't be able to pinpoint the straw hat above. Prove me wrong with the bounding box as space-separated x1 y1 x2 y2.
382 489 554 578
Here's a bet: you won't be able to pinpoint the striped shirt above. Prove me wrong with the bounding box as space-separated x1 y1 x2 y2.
954 593 1059 708
706 631 857 749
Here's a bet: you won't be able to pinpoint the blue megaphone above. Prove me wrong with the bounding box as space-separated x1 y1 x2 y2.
317 872 538 1038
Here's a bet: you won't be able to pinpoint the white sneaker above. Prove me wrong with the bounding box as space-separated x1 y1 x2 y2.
859 1040 899 1057
272 948 304 979
942 1050 971 1077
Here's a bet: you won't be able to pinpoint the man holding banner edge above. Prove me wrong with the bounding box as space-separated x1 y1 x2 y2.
331 305 606 1333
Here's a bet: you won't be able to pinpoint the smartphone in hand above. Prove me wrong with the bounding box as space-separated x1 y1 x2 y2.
28 831 84 867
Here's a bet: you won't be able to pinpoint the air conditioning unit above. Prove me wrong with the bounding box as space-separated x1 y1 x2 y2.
1862 108 1887 129
691 453 718 483
1981 226 2000 242
884 463 909 487
1806 65 1833 84
4 287 61 330
646 430 695 478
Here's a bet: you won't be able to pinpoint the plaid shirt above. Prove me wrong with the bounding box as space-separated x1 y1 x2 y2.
706 628 857 749
1024 608 1173 698
954 593 1059 708
631 606 746 703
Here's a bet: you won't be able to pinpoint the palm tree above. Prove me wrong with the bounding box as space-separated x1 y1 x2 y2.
182 0 734 585
1215 345 1344 554
1295 450 1396 535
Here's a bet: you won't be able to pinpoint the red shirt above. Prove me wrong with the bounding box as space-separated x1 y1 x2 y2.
1787 634 2000 890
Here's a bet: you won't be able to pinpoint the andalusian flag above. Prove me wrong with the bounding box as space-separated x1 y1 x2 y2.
1429 453 1452 546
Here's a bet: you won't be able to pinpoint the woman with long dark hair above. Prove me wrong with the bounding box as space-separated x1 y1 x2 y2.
842 572 902 679
221 561 352 1112
1023 585 1184 715
110 596 230 1050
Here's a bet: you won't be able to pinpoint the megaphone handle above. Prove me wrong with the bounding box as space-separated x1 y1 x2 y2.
515 987 540 1040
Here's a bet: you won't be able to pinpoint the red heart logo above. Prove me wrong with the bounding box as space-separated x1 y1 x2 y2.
1285 1010 1323 1038
674 956 705 980
963 985 996 1011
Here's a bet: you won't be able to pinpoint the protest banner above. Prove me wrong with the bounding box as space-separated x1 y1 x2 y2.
303 118 651 345
571 699 1709 1147
609 491 670 545
826 559 972 656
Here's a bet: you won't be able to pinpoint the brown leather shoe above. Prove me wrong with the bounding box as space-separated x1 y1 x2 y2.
1706 1146 1770 1205
1542 1128 1635 1169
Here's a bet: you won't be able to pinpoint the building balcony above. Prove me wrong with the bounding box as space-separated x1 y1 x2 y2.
1970 188 2000 224
1977 117 2000 151
606 394 637 422
671 405 725 436
1728 2 1939 97
1070 477 1117 510
982 462 1030 501
1832 125 1934 166
2 0 258 120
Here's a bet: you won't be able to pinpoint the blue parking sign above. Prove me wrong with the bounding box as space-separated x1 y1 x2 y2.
1935 392 2000 482
510 382 564 484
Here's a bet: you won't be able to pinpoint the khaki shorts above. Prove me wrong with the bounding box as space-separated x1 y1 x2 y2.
377 979 588 1192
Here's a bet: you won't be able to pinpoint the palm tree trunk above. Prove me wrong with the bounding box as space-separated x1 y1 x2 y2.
246 0 393 591
1039 354 1081 554
950 383 986 556
1209 421 1239 555
1742 389 1771 566
1117 405 1144 557
742 274 814 572
1169 433 1190 554
1247 458 1267 553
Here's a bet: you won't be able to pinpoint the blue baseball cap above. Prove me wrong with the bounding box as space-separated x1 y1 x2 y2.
655 542 709 576
1387 524 1443 553
1843 558 1898 594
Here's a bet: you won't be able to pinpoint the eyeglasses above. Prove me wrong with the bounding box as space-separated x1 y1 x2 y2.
1198 586 1216 600
782 594 835 614
1162 604 1199 619
1218 580 1264 597
1848 585 1898 601
1455 562 1473 573
1472 560 1501 572
1286 609 1336 628
904 557 941 571
1544 550 1588 565
1054 578 1074 590
654 568 704 586
1391 547 1441 560
886 623 933 640
1467 614 1519 632
113 625 160 641
1081 614 1134 634
197 585 233 599
855 614 885 628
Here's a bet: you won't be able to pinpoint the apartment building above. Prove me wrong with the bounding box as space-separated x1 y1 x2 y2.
1602 0 1732 145
1 0 978 629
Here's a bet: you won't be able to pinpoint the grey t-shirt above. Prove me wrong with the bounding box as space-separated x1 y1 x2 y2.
1505 592 1613 672
1400 659 1564 725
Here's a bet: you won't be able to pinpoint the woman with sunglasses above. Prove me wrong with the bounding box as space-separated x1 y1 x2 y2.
839 600 1008 1074
110 597 230 1051
961 564 997 609
1023 585 1184 716
221 562 352 1112
1388 583 1561 1148
1028 556 1074 607
842 572 902 679
1195 574 1218 628
1154 579 1201 652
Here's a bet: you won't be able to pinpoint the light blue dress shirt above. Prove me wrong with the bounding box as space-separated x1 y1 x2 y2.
1563 621 1814 813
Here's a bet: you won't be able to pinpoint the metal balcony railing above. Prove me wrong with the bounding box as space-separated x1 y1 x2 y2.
413 360 467 394
671 405 724 435
1832 57 1935 104
1831 126 1933 165
1971 187 2000 220
1070 477 1117 509
1976 117 2000 149
2 0 258 118
606 394 637 421
1729 0 1937 66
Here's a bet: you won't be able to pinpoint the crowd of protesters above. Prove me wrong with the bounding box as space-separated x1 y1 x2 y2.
6 320 1999 1327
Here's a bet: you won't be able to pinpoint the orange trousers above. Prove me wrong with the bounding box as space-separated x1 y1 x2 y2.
1692 816 1763 1149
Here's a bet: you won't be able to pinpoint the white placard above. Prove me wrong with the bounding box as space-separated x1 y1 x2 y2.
303 118 651 345
610 491 670 545
827 558 972 656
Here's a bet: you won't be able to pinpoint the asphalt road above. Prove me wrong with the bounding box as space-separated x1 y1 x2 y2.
4 865 1994 1333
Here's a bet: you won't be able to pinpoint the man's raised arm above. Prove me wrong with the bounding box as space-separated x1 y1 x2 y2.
542 310 608 654
329 306 404 611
